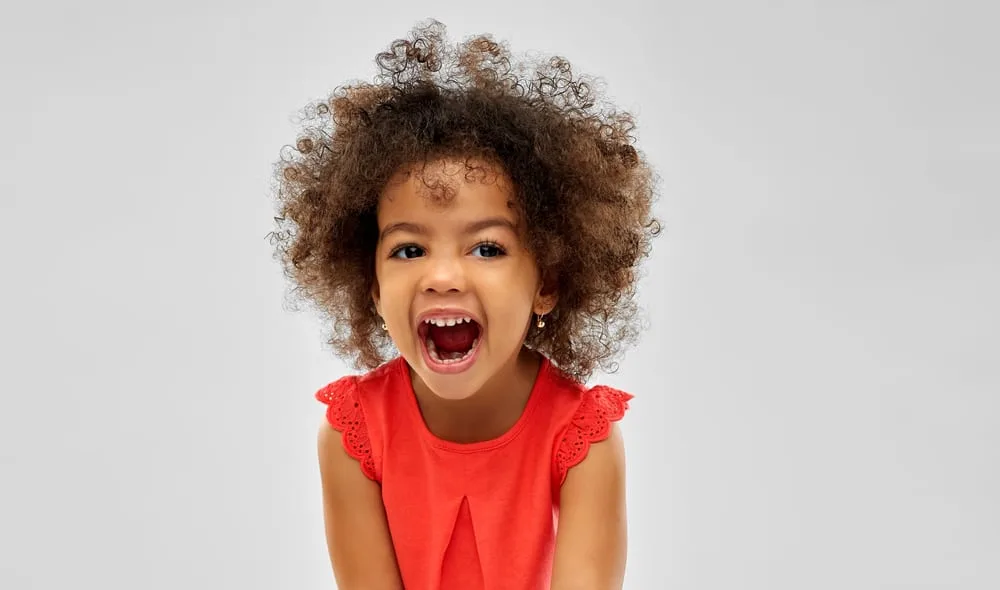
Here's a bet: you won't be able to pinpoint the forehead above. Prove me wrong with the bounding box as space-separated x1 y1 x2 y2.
377 158 517 224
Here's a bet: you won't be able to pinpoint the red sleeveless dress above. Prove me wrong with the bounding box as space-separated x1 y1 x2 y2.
315 356 632 590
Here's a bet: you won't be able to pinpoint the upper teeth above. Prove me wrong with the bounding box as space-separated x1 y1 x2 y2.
424 317 473 327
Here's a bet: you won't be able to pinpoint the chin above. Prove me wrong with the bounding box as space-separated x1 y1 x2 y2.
410 354 489 401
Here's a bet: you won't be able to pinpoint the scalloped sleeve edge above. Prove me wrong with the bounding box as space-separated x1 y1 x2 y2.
315 376 379 482
553 385 633 486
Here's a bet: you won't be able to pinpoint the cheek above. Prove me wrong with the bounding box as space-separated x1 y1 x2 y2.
374 266 407 310
377 277 407 303
481 268 538 320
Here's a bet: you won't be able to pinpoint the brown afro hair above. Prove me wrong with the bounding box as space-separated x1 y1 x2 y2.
269 20 661 382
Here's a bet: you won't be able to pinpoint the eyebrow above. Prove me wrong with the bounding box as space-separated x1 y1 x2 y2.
378 217 518 241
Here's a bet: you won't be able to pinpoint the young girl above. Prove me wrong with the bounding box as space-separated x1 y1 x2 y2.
270 20 659 590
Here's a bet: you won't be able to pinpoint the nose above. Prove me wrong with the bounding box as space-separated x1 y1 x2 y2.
419 253 467 294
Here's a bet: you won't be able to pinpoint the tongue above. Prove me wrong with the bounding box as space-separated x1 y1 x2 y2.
428 323 478 353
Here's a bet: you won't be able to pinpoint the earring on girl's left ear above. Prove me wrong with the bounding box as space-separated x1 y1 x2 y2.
536 313 546 329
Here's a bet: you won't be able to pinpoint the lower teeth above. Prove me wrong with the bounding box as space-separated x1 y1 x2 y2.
426 338 478 364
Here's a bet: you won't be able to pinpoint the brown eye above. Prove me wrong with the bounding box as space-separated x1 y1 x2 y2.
391 245 424 259
471 242 505 258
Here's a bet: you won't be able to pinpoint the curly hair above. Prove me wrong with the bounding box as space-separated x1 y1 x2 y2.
269 20 661 382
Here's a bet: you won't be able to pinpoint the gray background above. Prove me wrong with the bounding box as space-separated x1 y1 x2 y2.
2 1 997 588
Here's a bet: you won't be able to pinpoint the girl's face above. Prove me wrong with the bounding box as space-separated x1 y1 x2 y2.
373 158 553 400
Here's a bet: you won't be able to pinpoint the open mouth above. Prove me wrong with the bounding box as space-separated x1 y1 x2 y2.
417 316 482 369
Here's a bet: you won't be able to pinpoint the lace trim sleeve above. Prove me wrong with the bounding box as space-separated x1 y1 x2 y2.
315 376 378 482
554 385 633 486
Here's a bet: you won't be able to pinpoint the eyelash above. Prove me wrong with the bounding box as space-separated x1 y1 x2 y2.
388 240 508 259
474 240 506 257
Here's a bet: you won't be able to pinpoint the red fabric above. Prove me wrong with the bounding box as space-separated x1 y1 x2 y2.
315 356 632 590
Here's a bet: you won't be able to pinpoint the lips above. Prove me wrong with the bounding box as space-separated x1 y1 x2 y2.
414 308 485 374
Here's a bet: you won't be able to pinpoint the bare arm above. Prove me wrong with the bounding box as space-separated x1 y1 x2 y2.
317 420 404 590
550 423 628 590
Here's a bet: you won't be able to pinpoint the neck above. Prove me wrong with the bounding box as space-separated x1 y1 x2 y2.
412 347 542 444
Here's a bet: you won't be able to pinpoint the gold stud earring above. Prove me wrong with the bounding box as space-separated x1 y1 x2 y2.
381 322 387 331
536 314 546 329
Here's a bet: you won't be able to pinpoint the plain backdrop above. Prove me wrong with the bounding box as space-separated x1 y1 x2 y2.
1 1 997 588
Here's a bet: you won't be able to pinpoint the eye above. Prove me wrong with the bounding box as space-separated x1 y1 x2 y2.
390 244 425 259
471 241 506 258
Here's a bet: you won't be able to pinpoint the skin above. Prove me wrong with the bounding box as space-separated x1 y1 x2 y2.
318 157 628 589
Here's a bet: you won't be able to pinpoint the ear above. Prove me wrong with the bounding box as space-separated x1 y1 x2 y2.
371 280 382 317
534 295 557 317
533 275 558 316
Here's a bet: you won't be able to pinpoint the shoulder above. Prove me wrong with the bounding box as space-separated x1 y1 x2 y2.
314 357 407 482
550 373 634 487
558 418 626 512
